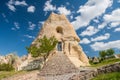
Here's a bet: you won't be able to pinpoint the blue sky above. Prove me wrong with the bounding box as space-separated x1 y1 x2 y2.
0 0 120 57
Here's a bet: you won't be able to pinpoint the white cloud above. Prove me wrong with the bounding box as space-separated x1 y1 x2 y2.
7 3 16 12
104 8 120 22
98 22 107 29
114 27 120 32
15 1 28 6
93 19 99 23
57 6 71 16
24 35 35 39
28 22 36 30
110 22 120 28
91 33 110 42
80 38 91 44
27 6 35 13
71 0 113 30
14 22 20 29
118 0 120 3
80 26 99 36
6 0 28 12
43 0 56 11
90 40 120 51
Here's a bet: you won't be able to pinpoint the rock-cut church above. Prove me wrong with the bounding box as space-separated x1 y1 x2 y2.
32 12 90 75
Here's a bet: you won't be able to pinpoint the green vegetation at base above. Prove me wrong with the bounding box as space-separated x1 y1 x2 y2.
0 63 14 71
91 72 120 80
0 71 27 79
90 58 120 67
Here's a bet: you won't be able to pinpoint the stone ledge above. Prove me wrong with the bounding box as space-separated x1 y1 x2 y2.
69 62 120 80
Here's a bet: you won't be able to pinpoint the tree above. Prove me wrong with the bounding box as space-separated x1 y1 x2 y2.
26 46 39 57
27 36 58 59
38 36 58 59
106 48 114 56
99 50 107 59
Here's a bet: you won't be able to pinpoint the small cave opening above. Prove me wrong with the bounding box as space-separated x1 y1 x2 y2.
56 27 63 34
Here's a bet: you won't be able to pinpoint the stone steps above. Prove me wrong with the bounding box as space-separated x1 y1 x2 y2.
39 52 78 76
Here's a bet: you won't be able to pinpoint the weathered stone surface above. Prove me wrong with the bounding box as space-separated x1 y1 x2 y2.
0 54 22 71
69 62 120 80
22 58 44 71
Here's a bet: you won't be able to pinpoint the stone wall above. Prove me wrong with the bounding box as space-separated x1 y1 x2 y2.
22 58 44 71
69 62 120 80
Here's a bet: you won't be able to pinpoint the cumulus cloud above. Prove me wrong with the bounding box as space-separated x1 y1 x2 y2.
6 0 28 12
103 8 120 28
43 0 56 11
80 38 91 44
110 22 120 28
90 40 120 51
28 22 36 30
24 35 35 39
114 28 120 32
71 0 113 30
104 8 120 23
98 22 107 29
80 26 99 36
14 1 28 6
57 6 71 16
91 33 110 42
27 6 36 13
43 0 71 16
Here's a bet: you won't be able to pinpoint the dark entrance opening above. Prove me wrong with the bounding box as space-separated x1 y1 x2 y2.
57 42 62 51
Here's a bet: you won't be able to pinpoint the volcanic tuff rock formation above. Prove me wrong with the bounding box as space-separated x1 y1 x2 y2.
31 13 90 75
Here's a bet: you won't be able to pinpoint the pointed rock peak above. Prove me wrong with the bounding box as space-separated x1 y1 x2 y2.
47 12 67 21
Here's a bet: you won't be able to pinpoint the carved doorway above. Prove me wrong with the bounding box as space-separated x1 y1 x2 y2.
57 42 62 51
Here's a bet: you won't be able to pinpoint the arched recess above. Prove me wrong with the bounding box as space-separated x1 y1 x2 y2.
56 27 63 34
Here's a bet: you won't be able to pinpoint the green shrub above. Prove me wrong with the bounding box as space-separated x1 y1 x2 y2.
0 63 14 71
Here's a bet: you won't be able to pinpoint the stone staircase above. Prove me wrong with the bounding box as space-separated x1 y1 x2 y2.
39 52 78 76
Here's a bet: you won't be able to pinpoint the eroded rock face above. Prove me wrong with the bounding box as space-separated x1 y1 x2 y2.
0 54 22 71
32 12 90 70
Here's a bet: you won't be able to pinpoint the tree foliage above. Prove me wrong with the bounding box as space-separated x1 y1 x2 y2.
26 36 58 59
107 48 115 56
0 63 14 71
99 48 115 59
99 50 107 59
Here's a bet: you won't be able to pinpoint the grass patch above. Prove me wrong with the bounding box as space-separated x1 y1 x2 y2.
0 71 27 80
91 72 120 80
90 58 120 68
